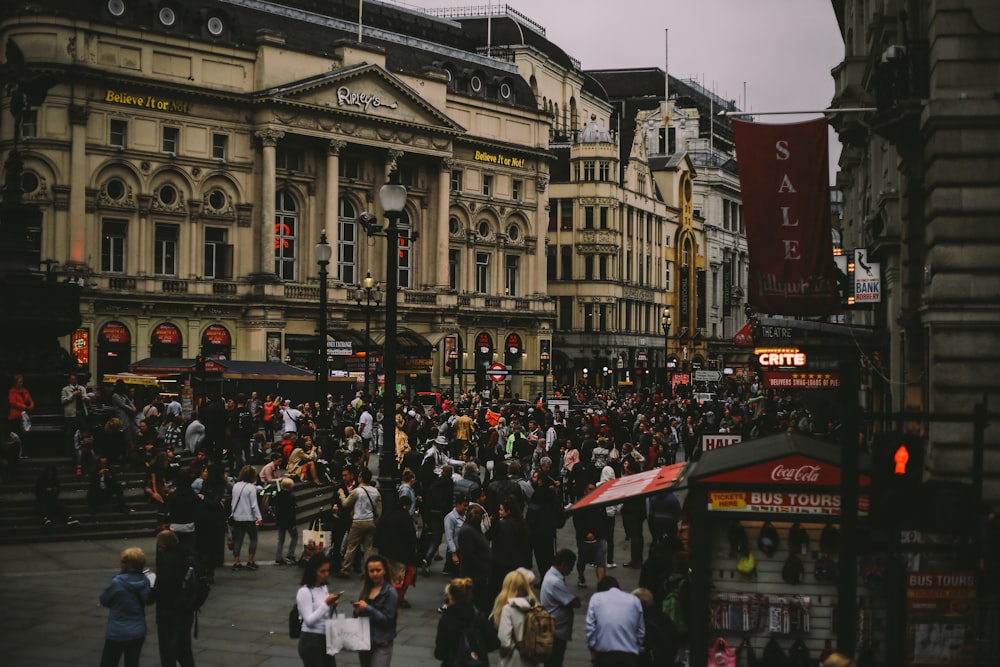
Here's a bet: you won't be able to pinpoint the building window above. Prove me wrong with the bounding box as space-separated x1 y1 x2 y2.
559 296 573 331
338 199 356 284
546 246 556 281
505 255 519 296
339 156 360 179
560 245 572 281
599 256 608 281
584 303 594 332
624 301 633 331
274 191 298 280
449 249 459 290
398 212 412 288
204 227 232 279
212 133 227 160
475 252 490 293
626 250 632 281
599 162 609 181
583 161 595 181
560 199 573 230
110 119 127 149
723 201 731 230
665 260 672 291
451 170 463 192
599 207 608 229
101 220 127 273
573 162 580 182
276 147 302 171
153 224 178 276
162 126 179 154
482 174 493 197
512 179 522 201
399 165 418 188
599 304 608 332
584 207 594 229
21 110 37 140
584 256 594 281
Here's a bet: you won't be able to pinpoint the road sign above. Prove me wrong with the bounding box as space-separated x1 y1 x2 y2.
488 363 509 382
694 370 722 382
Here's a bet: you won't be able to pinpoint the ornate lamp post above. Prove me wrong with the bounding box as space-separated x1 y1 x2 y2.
540 346 550 411
353 272 383 399
661 307 672 389
377 180 407 507
314 233 332 447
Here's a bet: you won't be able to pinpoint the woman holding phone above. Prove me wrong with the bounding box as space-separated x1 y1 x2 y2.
351 554 399 667
296 554 341 667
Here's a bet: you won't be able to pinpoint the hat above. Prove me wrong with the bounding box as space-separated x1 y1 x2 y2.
434 434 449 446
408 409 416 417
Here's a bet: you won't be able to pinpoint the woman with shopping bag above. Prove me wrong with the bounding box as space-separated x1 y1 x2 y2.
349 554 399 667
296 554 341 667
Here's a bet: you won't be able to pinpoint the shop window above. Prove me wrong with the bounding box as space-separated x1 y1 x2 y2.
162 126 179 155
110 119 127 149
154 223 178 276
274 191 297 280
212 133 227 160
338 199 356 285
475 252 490 293
204 227 232 279
101 219 127 273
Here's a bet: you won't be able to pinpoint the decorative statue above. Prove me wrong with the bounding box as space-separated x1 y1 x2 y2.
2 39 57 200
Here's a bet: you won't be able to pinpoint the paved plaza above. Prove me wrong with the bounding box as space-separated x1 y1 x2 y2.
0 518 645 666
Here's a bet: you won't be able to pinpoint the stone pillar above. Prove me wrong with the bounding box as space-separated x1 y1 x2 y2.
68 105 90 266
254 129 284 281
326 140 345 280
436 159 452 289
534 175 549 295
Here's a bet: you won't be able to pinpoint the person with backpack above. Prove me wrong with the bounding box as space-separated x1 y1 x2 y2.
491 568 551 667
540 549 581 667
154 530 208 667
434 577 500 667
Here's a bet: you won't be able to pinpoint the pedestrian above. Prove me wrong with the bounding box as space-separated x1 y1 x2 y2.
295 554 341 667
540 549 581 667
99 547 152 667
433 577 500 667
0 421 21 483
229 465 262 571
572 482 607 588
88 455 128 514
195 463 229 584
585 576 645 667
491 568 540 667
7 373 33 448
335 467 381 578
274 476 299 565
487 495 531 602
374 493 418 608
153 530 197 667
352 555 399 667
620 460 647 569
458 502 493 613
632 587 677 667
35 465 80 527
61 372 88 455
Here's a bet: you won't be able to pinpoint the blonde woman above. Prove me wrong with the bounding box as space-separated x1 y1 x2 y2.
491 568 541 667
99 547 151 667
342 425 362 453
229 465 262 571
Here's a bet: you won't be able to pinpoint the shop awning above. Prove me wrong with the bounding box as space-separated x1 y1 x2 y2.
130 357 226 374
103 372 162 387
216 360 314 381
568 462 688 513
686 430 871 488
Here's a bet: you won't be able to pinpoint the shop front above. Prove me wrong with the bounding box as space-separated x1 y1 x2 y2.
97 320 131 378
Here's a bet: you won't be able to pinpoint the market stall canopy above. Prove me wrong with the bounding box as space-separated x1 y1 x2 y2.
685 430 871 488
568 462 688 513
216 360 314 381
102 372 162 387
130 357 226 374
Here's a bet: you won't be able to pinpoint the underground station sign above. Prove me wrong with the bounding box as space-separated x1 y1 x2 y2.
488 362 509 382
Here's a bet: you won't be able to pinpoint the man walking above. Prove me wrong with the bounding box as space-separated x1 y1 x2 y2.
458 502 492 613
540 548 582 667
154 530 197 667
585 576 645 667
60 373 88 456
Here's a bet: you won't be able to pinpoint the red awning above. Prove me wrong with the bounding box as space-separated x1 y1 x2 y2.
569 462 688 513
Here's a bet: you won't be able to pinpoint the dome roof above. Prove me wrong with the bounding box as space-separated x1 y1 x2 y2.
580 114 611 143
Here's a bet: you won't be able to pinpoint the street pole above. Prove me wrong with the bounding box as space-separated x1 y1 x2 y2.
314 233 332 449
379 181 407 510
540 349 550 411
354 272 382 400
661 307 671 392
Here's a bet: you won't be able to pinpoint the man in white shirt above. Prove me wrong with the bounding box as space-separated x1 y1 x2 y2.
281 400 303 434
357 407 374 466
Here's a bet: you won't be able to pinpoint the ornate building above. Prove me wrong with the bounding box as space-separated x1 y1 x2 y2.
1 0 557 399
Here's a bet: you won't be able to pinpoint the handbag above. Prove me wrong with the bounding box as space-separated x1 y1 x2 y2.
325 612 371 655
303 517 333 552
710 636 737 667
289 604 302 639
21 412 31 433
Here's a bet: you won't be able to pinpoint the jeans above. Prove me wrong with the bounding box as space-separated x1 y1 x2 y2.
100 637 144 667
277 525 299 560
231 520 258 559
157 611 195 667
359 642 393 667
298 631 337 667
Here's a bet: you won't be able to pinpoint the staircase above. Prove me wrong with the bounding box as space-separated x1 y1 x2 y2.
0 455 334 546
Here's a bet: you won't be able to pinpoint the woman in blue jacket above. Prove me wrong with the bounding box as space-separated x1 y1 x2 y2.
352 554 399 667
99 547 152 667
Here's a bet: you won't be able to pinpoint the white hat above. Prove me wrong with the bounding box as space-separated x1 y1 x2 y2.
434 434 449 446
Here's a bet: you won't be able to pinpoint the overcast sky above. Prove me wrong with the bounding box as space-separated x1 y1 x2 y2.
407 0 845 179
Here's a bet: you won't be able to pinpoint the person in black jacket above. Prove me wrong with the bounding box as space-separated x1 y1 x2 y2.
572 482 608 588
458 503 493 613
526 462 561 578
374 493 418 607
166 469 201 555
486 495 530 602
419 465 456 569
88 455 128 513
273 477 298 565
483 461 525 518
434 577 499 667
35 465 80 527
154 530 196 667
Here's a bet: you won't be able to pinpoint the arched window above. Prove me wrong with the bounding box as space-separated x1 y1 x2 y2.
397 210 412 288
338 198 357 284
274 191 298 280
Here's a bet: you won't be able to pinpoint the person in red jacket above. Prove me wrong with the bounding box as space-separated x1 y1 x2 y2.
7 373 34 442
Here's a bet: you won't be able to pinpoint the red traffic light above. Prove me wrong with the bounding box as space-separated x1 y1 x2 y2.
893 445 910 475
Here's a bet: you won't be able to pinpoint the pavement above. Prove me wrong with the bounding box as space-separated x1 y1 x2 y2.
0 509 646 666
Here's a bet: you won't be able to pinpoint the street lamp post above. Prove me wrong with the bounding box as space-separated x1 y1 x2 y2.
314 232 332 448
661 307 672 390
448 347 458 400
378 180 407 509
540 348 550 412
353 272 383 400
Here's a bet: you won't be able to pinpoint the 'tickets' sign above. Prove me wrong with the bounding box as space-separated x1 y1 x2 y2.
733 119 841 316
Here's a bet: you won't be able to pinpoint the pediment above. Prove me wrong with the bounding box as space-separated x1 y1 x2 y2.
256 63 463 134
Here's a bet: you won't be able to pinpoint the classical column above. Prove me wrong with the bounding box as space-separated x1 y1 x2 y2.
534 175 549 295
326 140 346 280
436 159 452 289
254 128 284 281
68 105 90 266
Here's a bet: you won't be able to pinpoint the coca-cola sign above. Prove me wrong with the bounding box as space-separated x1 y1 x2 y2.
770 464 822 483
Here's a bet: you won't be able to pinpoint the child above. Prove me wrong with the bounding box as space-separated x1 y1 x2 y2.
273 477 298 565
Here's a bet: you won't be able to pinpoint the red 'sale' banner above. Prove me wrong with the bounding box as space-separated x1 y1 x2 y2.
733 119 841 316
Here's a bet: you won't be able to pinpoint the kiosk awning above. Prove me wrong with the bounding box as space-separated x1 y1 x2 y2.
216 360 314 381
568 462 688 513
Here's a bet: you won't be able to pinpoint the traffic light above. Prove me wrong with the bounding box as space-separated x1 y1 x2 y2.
870 432 925 527
195 354 206 375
